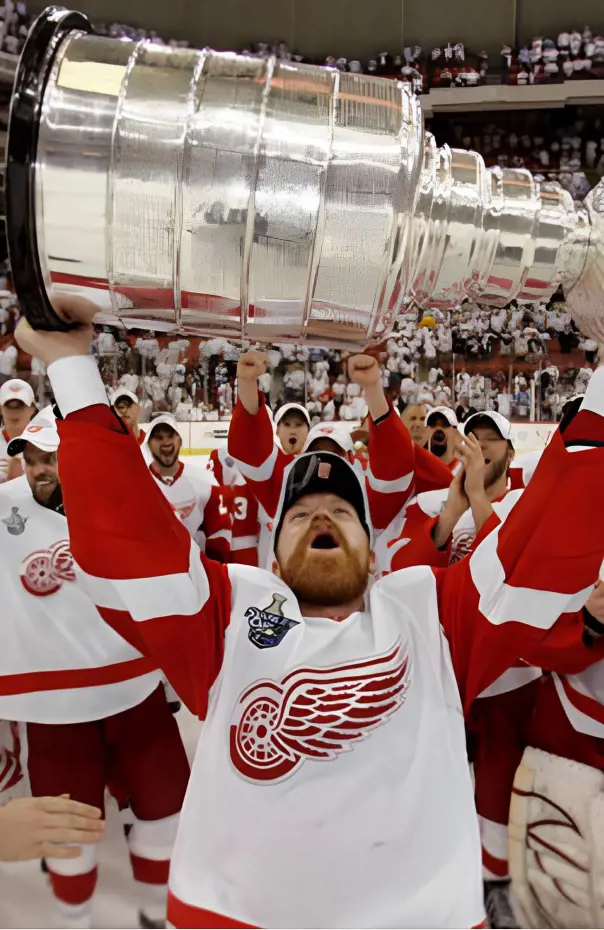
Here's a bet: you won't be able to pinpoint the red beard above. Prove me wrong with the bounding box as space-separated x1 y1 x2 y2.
279 516 369 606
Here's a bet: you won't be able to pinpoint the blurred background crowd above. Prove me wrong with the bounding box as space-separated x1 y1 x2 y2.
0 260 595 428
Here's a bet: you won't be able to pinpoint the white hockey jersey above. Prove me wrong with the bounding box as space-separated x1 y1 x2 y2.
149 460 231 559
163 565 484 929
0 477 160 723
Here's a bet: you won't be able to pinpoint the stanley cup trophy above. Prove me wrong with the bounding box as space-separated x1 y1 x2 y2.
5 6 604 347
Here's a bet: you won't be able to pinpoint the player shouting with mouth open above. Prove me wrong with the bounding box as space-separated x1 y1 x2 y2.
15 294 604 930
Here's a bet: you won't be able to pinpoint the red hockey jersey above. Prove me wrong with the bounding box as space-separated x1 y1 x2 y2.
207 448 259 566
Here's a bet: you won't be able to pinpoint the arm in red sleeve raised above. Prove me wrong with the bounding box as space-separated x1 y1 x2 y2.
49 355 232 717
414 444 453 494
365 404 415 531
435 367 604 713
228 393 291 518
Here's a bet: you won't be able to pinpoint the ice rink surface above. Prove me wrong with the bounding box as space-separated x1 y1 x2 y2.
0 709 203 930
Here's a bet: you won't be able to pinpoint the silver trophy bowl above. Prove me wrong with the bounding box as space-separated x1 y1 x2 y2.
6 7 603 347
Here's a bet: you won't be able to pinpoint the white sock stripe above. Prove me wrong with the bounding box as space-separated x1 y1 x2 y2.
46 842 97 875
479 815 509 859
128 812 180 860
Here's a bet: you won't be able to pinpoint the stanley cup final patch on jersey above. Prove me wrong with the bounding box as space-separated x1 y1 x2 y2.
245 594 299 650
2 507 28 536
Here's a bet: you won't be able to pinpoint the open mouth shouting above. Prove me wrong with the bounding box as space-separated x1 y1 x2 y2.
310 529 341 551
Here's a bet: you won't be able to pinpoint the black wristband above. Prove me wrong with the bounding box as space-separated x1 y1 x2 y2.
372 408 391 427
583 605 604 636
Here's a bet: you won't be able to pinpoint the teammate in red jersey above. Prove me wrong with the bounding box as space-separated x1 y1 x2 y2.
112 389 146 446
381 411 516 575
208 447 260 566
229 351 452 566
274 403 310 454
14 297 604 930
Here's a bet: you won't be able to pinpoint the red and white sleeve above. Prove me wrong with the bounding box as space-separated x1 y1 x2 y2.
49 355 232 718
227 393 291 519
202 484 232 563
436 366 604 713
365 407 452 530
365 404 416 531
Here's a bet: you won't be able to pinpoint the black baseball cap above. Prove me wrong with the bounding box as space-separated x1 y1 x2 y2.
275 452 370 544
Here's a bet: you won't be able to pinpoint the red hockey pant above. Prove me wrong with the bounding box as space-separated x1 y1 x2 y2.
468 679 540 880
26 684 190 907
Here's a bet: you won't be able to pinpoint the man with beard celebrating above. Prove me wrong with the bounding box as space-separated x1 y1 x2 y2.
424 406 461 473
0 405 190 928
144 414 231 562
14 296 604 929
429 411 516 563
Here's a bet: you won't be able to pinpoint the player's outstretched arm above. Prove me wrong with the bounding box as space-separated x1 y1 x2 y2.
15 308 232 716
228 349 289 518
436 364 604 712
348 354 415 531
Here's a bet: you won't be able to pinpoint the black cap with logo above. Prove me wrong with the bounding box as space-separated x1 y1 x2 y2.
275 452 370 544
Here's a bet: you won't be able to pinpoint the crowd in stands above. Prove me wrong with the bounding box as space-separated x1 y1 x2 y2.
4 1 604 98
0 270 595 427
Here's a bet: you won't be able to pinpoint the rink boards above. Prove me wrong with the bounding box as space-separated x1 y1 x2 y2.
173 418 558 460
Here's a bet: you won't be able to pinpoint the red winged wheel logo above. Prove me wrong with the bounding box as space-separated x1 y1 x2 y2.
230 641 411 783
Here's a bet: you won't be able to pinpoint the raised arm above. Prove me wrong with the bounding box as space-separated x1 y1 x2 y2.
228 350 290 519
347 355 416 531
437 365 604 712
15 308 232 718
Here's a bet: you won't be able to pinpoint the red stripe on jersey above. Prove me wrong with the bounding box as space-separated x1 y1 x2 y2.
167 892 257 928
559 674 604 726
0 656 155 695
